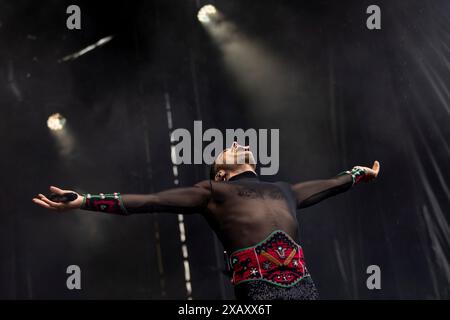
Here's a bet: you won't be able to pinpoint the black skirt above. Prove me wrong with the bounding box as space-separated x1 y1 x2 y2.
234 276 319 300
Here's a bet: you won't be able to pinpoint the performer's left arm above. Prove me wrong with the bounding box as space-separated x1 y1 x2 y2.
292 160 380 209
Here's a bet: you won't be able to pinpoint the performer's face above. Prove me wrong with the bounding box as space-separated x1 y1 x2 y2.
213 142 256 181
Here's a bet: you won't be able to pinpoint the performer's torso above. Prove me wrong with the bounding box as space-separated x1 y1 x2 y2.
202 172 299 253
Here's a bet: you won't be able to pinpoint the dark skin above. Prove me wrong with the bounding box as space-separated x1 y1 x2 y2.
122 178 300 252
200 177 301 252
33 143 380 253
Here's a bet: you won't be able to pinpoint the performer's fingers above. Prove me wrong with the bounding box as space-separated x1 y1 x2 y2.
49 186 65 195
372 160 380 176
38 193 63 208
32 198 55 210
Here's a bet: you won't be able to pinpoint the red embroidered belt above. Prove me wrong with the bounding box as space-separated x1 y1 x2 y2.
229 230 309 287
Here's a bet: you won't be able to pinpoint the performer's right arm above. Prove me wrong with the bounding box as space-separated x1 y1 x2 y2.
32 182 211 215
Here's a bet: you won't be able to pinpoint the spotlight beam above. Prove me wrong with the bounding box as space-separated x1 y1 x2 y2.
199 12 295 118
59 35 114 62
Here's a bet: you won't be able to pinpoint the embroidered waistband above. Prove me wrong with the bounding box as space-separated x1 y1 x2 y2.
229 230 309 287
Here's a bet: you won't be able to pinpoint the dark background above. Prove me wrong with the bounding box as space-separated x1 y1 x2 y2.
0 0 449 299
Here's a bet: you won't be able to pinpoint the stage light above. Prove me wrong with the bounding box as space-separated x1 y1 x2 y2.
47 113 66 131
197 5 217 23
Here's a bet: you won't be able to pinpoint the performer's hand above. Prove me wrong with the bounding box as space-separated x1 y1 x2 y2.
32 186 83 211
353 160 380 182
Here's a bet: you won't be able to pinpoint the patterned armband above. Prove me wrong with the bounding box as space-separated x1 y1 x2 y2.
81 192 128 215
345 167 366 185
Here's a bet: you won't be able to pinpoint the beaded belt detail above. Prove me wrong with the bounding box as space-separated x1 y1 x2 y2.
229 230 309 287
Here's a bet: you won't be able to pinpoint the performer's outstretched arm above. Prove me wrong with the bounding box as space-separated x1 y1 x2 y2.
32 181 211 215
292 161 380 209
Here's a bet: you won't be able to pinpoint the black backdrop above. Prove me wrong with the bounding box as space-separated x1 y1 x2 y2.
0 0 449 299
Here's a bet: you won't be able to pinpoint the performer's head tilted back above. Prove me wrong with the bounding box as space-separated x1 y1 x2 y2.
210 142 257 182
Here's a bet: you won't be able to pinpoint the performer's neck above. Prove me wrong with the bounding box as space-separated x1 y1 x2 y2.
227 166 257 181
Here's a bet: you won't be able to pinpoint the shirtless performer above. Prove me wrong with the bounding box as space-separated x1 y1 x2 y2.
32 142 380 300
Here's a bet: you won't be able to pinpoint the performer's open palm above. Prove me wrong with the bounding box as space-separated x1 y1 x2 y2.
32 186 83 211
354 160 380 182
